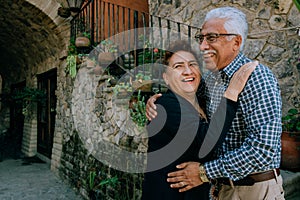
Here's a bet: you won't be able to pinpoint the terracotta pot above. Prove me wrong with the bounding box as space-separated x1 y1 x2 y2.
132 80 152 92
280 131 300 172
98 52 115 66
75 36 90 47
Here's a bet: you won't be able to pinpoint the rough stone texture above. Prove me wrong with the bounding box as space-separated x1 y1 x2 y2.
149 0 300 112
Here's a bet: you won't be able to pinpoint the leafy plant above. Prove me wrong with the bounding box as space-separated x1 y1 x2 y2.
68 37 77 55
65 37 78 78
137 34 164 64
87 169 120 199
282 108 300 132
293 0 300 11
88 170 97 191
11 87 46 103
11 87 46 115
99 39 118 53
113 82 133 96
66 54 77 78
79 31 91 39
97 176 118 188
135 73 151 82
129 90 147 128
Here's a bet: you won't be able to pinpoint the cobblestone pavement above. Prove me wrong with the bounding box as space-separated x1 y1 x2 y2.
0 153 299 200
0 158 84 200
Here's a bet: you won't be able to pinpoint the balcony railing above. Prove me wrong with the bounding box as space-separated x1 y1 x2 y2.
70 0 201 92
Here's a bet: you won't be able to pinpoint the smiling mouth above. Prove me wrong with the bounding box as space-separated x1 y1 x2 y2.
202 50 216 59
203 53 214 59
182 77 195 82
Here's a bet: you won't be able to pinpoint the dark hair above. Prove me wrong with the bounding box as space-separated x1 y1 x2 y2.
163 40 199 66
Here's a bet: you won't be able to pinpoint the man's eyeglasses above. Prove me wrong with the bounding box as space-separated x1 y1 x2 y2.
194 33 238 44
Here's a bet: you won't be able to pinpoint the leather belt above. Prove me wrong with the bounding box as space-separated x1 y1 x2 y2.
215 168 280 186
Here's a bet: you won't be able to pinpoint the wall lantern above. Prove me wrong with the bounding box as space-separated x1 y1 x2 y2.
57 0 86 18
67 0 85 13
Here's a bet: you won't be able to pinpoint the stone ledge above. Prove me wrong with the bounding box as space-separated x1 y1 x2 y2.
281 170 300 198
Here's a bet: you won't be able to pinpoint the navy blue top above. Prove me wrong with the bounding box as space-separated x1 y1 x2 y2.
142 89 238 200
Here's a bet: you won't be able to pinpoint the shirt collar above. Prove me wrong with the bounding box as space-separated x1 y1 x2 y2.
221 52 248 78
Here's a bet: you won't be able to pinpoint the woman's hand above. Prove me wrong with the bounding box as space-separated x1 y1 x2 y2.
224 61 258 102
145 93 162 120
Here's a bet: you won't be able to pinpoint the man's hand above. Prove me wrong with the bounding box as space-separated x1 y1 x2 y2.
167 162 203 192
145 93 162 121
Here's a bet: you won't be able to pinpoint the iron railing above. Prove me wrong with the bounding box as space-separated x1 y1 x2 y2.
70 0 201 91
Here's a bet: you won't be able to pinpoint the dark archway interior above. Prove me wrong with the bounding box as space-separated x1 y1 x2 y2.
0 0 63 88
0 0 65 159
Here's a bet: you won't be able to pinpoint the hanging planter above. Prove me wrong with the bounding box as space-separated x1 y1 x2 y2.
75 36 90 48
98 52 116 66
96 39 118 66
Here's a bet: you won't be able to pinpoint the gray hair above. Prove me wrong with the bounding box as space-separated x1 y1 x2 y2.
204 7 248 51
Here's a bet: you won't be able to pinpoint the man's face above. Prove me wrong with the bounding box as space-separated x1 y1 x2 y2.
199 18 241 71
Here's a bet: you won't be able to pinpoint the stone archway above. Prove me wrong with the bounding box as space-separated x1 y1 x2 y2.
0 0 70 162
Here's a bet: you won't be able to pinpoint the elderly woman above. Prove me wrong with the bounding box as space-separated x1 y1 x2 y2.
142 40 257 200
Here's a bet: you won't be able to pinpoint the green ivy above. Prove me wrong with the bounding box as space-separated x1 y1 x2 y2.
282 108 300 132
130 90 147 128
66 55 77 78
11 87 46 103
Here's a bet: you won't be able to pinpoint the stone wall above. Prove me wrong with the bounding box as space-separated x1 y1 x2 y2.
55 57 145 199
149 0 300 113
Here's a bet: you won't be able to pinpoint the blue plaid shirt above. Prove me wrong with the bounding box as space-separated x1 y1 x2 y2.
203 53 282 181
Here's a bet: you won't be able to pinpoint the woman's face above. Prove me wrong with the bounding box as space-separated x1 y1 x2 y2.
163 51 201 98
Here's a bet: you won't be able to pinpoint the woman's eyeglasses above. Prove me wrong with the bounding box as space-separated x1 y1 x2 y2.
195 33 238 44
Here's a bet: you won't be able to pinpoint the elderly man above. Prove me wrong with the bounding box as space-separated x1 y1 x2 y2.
146 7 284 200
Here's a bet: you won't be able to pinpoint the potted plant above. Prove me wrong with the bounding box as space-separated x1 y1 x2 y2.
280 108 300 171
113 82 133 98
97 39 118 66
131 73 152 92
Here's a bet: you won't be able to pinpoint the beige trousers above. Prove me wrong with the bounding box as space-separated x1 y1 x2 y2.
218 175 285 200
